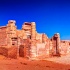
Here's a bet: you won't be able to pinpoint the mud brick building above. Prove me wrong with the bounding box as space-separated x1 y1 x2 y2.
0 20 70 59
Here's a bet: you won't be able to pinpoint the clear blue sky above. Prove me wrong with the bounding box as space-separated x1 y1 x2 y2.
0 0 70 40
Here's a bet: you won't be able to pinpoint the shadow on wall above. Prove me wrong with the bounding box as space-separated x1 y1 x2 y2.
0 45 26 59
0 47 17 59
8 46 17 59
0 47 8 57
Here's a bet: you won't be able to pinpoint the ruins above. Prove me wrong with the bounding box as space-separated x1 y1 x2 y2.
0 20 70 59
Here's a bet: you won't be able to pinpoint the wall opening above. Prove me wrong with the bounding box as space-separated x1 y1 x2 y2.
19 45 26 57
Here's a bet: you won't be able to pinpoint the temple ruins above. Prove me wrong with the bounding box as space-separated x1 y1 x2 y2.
0 20 70 59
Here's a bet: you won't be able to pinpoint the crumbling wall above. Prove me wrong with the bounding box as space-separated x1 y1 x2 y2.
8 46 17 59
49 40 53 56
60 41 70 55
36 33 50 58
36 43 46 56
0 27 7 47
30 22 37 59
1 20 70 59
50 33 60 56
0 47 8 57
19 39 31 58
22 22 31 39
7 20 17 47
36 33 42 43
0 46 17 59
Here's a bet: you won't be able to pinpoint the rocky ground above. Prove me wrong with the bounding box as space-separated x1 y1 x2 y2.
0 55 70 70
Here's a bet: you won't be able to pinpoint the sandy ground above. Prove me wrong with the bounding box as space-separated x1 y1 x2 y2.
0 56 70 70
46 54 70 65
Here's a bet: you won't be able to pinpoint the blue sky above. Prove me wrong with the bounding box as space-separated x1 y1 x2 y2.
0 0 70 40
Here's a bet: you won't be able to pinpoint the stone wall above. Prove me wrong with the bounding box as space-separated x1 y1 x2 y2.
0 26 7 47
36 33 42 43
36 43 46 56
60 40 70 55
7 20 17 47
50 33 60 56
8 46 17 59
0 20 70 59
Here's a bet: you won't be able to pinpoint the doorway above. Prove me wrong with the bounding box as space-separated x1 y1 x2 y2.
19 45 26 57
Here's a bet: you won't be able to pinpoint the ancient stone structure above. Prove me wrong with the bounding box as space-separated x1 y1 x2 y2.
0 20 70 59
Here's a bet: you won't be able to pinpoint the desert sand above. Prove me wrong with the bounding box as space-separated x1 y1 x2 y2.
0 55 70 70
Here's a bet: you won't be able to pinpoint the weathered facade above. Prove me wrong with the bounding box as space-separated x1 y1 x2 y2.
0 20 70 59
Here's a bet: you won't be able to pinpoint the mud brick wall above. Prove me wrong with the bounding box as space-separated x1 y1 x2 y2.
8 46 17 59
36 43 46 56
51 33 60 56
0 27 7 46
19 39 31 58
1 20 70 59
60 41 70 55
0 47 8 57
30 22 37 58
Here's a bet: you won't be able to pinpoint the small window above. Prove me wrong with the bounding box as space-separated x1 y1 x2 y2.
12 44 15 45
63 41 65 43
69 43 70 45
